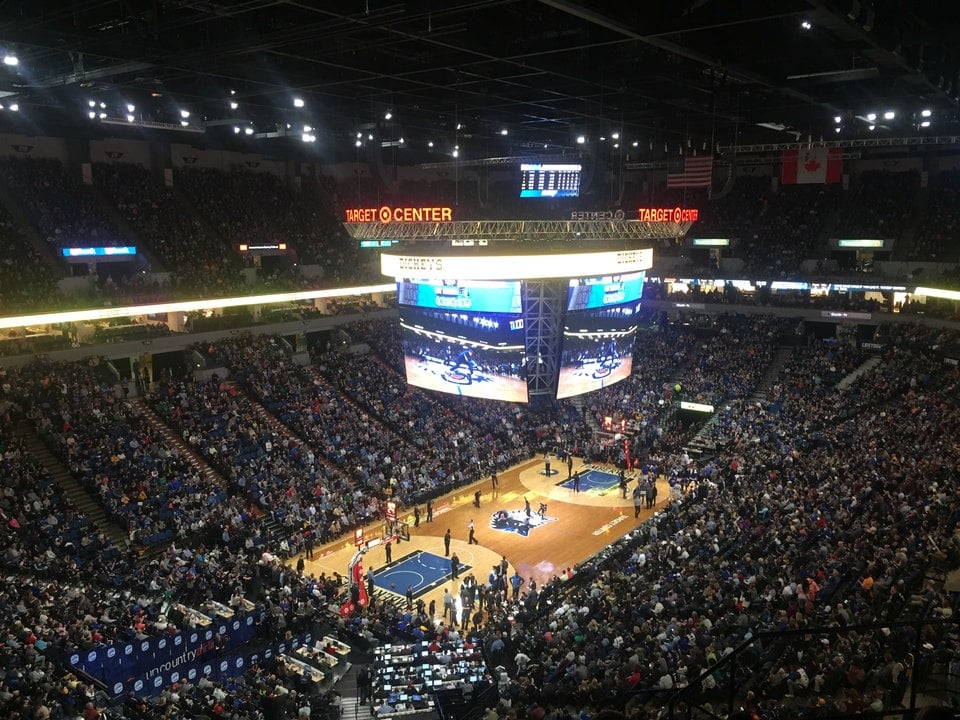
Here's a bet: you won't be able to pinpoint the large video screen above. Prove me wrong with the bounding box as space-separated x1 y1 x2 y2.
400 307 528 402
567 271 645 312
397 279 522 313
519 163 582 198
556 300 641 399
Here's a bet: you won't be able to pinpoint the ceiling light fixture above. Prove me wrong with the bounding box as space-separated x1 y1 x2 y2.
866 112 877 121
180 109 190 119
384 111 392 120
126 103 135 113
834 115 842 124
244 127 254 136
611 132 620 140
500 129 508 135
920 120 931 128
920 108 932 117
801 20 812 30
293 97 305 108
883 110 895 120
576 135 586 144
2 54 18 66
229 101 239 110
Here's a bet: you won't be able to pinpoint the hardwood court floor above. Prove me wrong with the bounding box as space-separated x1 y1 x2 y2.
299 456 669 618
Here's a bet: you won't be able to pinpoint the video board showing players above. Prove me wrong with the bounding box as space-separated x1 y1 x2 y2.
567 272 645 312
397 279 522 314
399 306 528 403
556 300 641 399
519 163 582 198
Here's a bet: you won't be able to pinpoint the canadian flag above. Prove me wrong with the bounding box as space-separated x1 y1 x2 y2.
781 147 843 184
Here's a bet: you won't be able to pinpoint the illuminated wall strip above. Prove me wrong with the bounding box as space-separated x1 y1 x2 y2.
914 286 960 302
0 284 397 330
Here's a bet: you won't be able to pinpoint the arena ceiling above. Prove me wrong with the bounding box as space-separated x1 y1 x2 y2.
0 0 958 162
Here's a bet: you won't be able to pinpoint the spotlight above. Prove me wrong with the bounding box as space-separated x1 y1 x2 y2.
801 20 812 30
180 120 189 127
244 127 254 135
88 111 96 119
233 126 240 134
834 115 842 124
632 141 638 147
920 120 931 128
600 136 606 141
613 143 620 148
399 137 404 144
384 111 392 120
866 112 876 121
301 133 315 143
452 149 459 157
88 100 96 108
229 101 239 110
97 111 105 118
126 103 135 113
543 144 548 148
868 124 876 131
355 139 362 147
303 125 312 133
576 135 586 144
229 89 236 96
611 132 620 140
99 102 106 109
126 114 135 123
883 110 895 120
180 109 190 119
367 134 373 140
428 141 434 148
834 126 841 133
293 97 305 108
356 132 362 139
500 128 508 135
921 109 932 118
3 54 18 66
456 123 462 130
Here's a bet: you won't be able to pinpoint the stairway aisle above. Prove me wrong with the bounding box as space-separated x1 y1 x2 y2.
836 355 882 391
130 398 225 493
14 420 129 548
335 664 373 720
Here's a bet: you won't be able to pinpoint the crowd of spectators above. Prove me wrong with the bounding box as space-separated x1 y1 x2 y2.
476 327 960 720
94 163 246 295
689 175 770 241
0 157 125 251
913 169 960 262
835 169 919 243
741 185 842 276
175 167 363 286
0 200 61 314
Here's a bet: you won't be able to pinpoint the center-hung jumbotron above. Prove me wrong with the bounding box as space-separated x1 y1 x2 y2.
342 206 695 403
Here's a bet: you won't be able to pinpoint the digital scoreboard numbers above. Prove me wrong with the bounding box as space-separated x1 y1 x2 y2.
519 163 582 198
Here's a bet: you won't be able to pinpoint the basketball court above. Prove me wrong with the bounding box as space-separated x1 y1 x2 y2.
298 455 670 622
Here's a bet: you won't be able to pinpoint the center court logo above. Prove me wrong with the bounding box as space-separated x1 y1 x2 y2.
489 508 557 537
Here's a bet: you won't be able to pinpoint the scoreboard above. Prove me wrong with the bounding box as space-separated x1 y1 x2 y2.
520 163 582 198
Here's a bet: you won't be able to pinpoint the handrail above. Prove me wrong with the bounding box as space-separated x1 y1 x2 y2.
665 616 960 719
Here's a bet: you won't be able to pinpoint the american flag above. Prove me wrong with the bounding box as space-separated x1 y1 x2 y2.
666 154 713 189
